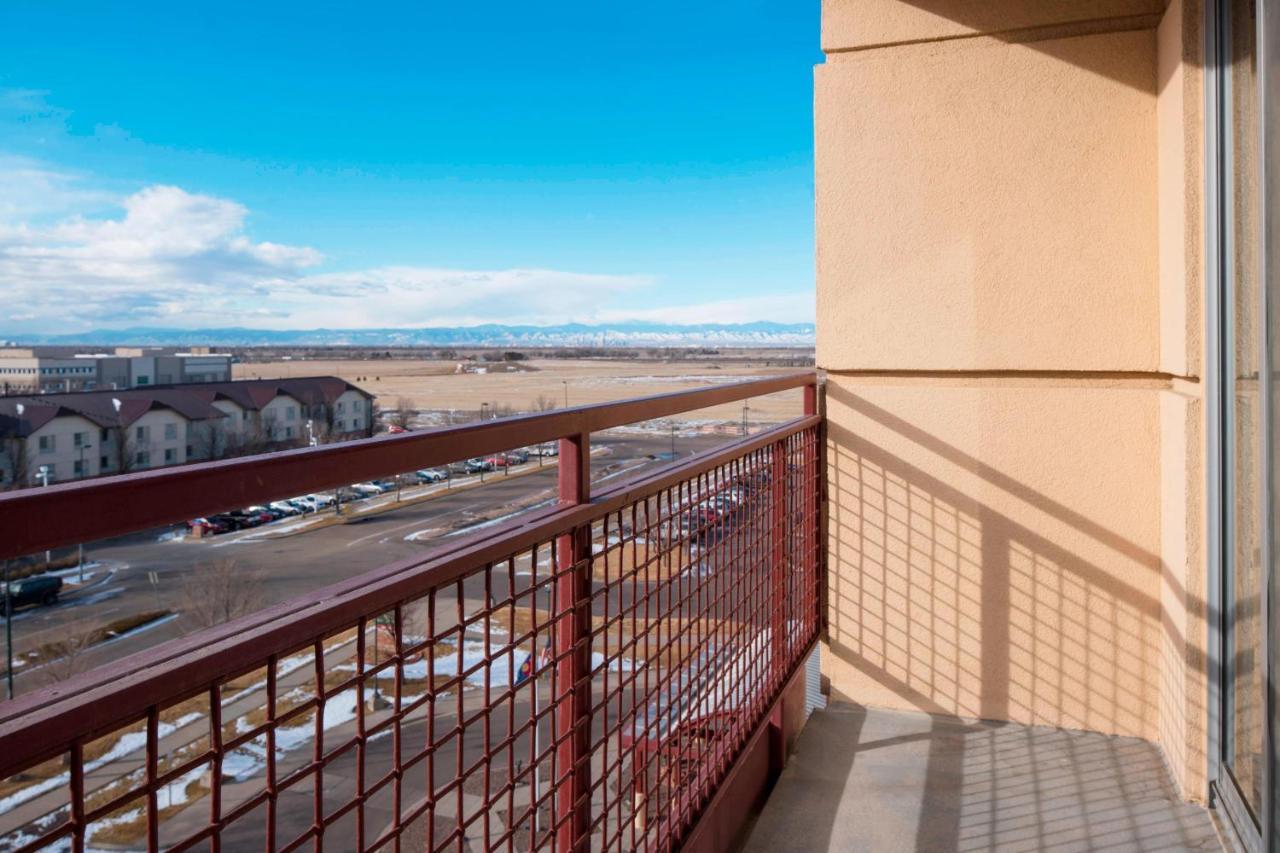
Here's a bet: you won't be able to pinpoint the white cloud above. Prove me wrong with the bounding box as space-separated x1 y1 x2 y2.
0 174 652 332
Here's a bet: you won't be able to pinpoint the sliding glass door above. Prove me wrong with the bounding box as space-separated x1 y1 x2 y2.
1213 0 1270 848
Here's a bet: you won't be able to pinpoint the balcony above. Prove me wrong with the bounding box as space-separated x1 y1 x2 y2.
0 373 1221 851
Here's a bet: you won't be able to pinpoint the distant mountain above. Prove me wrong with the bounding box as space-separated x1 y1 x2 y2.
6 322 815 348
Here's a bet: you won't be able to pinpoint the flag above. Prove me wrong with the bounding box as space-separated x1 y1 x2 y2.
514 652 535 685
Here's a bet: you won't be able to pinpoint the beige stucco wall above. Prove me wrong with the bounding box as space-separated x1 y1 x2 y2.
817 0 1208 801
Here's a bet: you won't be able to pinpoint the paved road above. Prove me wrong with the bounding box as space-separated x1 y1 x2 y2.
1 432 736 695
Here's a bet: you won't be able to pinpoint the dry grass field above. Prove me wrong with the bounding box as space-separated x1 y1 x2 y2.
234 358 808 425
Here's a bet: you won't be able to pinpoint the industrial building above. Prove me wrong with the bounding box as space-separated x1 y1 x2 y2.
0 346 232 394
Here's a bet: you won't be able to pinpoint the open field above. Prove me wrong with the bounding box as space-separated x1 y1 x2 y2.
234 357 809 424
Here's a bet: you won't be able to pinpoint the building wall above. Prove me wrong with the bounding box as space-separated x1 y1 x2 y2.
260 395 303 443
134 409 194 468
25 415 102 482
817 0 1207 800
334 390 370 435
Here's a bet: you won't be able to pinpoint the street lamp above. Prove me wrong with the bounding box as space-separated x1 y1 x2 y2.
562 381 568 408
741 402 750 436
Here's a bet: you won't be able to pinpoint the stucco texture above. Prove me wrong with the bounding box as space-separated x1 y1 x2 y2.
815 27 1160 372
822 0 1166 52
824 378 1164 740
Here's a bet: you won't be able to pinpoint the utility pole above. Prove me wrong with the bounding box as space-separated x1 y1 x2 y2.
562 381 569 408
741 402 750 436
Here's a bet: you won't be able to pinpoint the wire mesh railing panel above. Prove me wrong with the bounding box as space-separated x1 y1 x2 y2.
0 410 820 853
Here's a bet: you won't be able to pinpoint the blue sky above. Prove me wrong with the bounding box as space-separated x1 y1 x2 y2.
0 1 819 333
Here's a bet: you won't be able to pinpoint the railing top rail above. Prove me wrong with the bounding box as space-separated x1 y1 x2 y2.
0 371 816 560
0 414 820 777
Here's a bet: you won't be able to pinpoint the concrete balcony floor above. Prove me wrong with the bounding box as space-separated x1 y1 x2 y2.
742 703 1223 853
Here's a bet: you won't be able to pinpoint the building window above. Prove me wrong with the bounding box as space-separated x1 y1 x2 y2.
137 376 150 385
136 426 148 442
353 400 363 413
38 435 55 453
285 426 294 438
100 455 110 470
337 419 345 431
337 401 346 413
164 448 177 463
135 451 150 467
100 428 109 441
73 432 88 448
73 459 86 477
286 407 296 421
164 423 177 441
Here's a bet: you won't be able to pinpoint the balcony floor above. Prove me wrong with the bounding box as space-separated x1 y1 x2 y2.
742 703 1222 853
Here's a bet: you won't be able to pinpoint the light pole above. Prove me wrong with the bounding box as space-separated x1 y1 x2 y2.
741 402 750 436
37 465 51 564
562 381 568 408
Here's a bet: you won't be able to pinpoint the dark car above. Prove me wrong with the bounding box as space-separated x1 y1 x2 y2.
3 575 63 609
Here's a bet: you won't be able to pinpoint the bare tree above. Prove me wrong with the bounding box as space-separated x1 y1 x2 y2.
110 426 141 474
531 395 558 413
181 560 263 630
39 623 98 686
189 419 229 461
0 437 32 490
390 398 415 430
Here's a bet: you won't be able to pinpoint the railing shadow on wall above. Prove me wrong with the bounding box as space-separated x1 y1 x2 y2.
816 382 1212 852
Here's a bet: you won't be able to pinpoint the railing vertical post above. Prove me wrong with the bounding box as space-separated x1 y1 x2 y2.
555 431 592 853
770 435 788 687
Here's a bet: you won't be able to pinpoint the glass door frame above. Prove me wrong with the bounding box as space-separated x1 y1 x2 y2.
1207 0 1274 849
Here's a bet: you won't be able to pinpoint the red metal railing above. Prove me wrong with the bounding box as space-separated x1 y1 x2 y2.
0 373 824 852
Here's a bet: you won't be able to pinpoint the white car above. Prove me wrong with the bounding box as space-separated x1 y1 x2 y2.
308 493 336 508
269 501 302 517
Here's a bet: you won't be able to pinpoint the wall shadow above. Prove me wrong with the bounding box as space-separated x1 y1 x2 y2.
829 0 1202 94
811 382 1214 849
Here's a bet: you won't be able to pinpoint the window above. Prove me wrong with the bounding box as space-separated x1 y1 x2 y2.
186 445 194 457
38 435 55 453
101 428 109 441
353 400 363 413
286 407 296 421
285 426 294 438
337 401 346 413
136 376 150 385
73 432 88 448
73 459 85 477
164 448 177 463
135 451 150 467
337 419 345 431
136 426 148 442
100 455 109 470
164 423 177 441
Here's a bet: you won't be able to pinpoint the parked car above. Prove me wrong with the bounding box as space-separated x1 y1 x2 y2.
2 575 63 609
288 496 319 513
269 501 302 517
371 480 396 493
244 506 278 524
505 450 530 465
465 458 494 473
416 469 448 483
449 461 473 475
484 455 510 469
188 517 231 535
350 483 383 498
308 493 336 508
